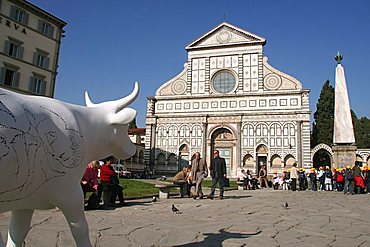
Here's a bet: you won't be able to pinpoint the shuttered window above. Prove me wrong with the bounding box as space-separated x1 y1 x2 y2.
33 50 50 69
38 20 54 38
0 66 20 88
4 39 24 60
29 76 46 95
10 5 29 25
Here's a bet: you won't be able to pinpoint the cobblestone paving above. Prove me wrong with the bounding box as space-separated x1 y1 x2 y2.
1 189 370 246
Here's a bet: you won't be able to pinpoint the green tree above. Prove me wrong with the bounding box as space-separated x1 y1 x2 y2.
352 111 370 148
128 117 137 129
311 80 335 147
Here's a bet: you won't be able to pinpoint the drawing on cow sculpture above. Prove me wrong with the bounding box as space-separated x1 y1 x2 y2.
0 92 84 203
0 82 139 247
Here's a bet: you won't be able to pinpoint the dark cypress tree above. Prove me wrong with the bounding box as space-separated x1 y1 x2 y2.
128 117 137 129
311 80 335 147
352 111 370 148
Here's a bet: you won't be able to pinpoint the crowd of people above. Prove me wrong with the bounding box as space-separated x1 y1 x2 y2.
82 152 369 208
237 161 370 195
81 156 127 210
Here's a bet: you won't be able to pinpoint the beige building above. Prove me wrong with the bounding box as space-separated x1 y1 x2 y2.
145 22 311 177
0 0 66 97
125 128 146 174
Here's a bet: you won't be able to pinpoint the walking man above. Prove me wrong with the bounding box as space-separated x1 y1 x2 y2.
191 152 208 199
209 150 227 200
259 165 269 188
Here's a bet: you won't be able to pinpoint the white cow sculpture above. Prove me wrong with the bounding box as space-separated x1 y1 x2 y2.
0 82 139 247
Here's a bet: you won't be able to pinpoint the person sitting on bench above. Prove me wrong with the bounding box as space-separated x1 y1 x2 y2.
173 165 191 197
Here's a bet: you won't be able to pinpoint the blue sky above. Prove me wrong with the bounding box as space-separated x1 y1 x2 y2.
31 0 370 127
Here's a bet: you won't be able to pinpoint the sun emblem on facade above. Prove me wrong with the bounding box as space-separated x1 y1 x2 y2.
217 30 232 44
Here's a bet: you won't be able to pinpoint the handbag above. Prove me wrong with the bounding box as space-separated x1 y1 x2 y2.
111 175 120 185
224 177 230 187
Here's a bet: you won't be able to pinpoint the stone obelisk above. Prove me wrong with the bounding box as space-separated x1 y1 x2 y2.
332 52 356 168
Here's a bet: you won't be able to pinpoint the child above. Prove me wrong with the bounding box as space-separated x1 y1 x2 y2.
309 168 317 191
272 171 279 190
282 170 290 190
324 166 333 191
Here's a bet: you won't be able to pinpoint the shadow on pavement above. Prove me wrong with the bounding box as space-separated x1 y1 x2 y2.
174 228 262 247
224 195 252 200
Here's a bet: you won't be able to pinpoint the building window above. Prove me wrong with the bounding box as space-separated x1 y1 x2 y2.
33 50 50 69
38 20 54 38
10 6 29 24
5 39 24 59
0 66 20 87
29 75 46 95
212 70 236 94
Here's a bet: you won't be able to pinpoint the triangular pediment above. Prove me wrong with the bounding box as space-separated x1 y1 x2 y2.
186 22 266 50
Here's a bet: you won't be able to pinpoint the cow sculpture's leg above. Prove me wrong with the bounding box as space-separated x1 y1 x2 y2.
0 231 4 247
6 209 34 247
56 187 92 247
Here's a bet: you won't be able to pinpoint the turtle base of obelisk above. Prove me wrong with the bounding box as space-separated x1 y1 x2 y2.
332 145 357 169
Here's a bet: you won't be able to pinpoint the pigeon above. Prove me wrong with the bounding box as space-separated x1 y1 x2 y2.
282 202 289 209
172 204 181 214
151 196 157 202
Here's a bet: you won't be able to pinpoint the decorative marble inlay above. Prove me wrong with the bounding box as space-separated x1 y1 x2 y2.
184 102 190 109
166 103 172 110
221 101 227 108
193 102 199 109
250 100 256 107
264 73 282 90
211 101 218 108
175 103 181 110
202 102 209 109
290 98 298 106
269 99 277 106
280 99 287 106
259 100 266 107
172 80 187 95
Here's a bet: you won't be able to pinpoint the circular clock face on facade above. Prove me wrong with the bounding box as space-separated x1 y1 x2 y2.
212 71 236 94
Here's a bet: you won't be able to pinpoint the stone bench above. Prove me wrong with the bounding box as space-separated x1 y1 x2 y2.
237 181 245 190
155 180 188 199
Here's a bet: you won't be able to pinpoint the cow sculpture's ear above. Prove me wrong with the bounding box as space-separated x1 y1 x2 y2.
109 108 137 125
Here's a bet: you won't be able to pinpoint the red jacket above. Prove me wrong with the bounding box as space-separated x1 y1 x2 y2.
100 164 116 182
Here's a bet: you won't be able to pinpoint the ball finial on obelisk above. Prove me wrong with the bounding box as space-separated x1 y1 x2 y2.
335 51 343 64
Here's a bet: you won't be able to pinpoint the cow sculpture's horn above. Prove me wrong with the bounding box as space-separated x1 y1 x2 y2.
84 91 95 107
113 82 139 113
84 82 139 111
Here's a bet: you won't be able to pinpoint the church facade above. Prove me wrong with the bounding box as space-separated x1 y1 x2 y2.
145 22 311 176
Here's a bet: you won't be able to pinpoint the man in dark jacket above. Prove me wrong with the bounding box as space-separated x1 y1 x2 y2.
209 150 227 200
343 166 354 195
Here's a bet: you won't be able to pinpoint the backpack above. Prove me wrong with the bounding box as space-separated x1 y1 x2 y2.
336 173 343 183
259 169 266 177
326 170 332 178
346 171 354 181
86 193 100 210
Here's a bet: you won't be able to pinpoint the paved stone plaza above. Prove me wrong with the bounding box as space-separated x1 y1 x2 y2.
1 189 370 247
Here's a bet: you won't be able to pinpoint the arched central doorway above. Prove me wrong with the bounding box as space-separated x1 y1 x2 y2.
256 144 268 174
179 144 189 171
211 127 234 176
